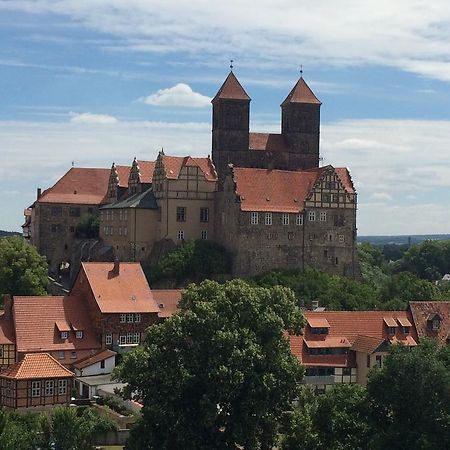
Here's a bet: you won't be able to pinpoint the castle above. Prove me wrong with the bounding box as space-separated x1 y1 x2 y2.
24 71 359 279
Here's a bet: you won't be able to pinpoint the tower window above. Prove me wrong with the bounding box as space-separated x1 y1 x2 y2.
282 213 289 226
308 211 316 221
177 207 186 222
265 213 272 226
251 212 259 225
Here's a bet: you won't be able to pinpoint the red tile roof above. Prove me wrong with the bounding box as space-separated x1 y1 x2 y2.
281 77 321 106
0 313 15 345
73 349 116 370
248 133 289 152
161 155 217 182
307 317 330 328
290 310 417 367
351 335 385 354
116 165 131 188
153 290 182 318
137 160 156 184
409 301 450 344
13 296 100 353
212 71 250 102
79 262 160 314
1 353 73 380
38 167 110 205
304 337 351 348
335 167 356 194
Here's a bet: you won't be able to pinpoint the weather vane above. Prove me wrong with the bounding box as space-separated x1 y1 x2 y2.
300 64 303 76
230 59 234 71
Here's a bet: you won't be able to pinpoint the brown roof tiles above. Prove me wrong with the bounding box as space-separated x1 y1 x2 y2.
136 160 156 184
409 301 450 344
212 71 250 102
1 353 73 380
248 133 289 153
153 290 182 318
0 313 15 345
38 167 110 205
161 155 217 182
281 77 321 106
116 165 131 188
73 349 116 370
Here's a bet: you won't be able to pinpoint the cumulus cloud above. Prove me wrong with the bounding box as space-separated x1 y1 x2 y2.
2 1 450 82
69 112 118 124
139 84 211 107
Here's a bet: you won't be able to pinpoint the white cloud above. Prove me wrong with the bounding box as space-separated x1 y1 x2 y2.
139 84 211 107
2 1 450 81
69 112 119 124
371 192 392 202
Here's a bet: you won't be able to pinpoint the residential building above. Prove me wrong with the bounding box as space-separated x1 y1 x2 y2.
0 353 73 408
409 301 450 343
0 301 15 370
290 310 418 389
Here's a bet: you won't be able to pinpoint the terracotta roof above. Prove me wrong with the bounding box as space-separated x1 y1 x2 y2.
13 296 100 353
1 353 73 380
383 317 397 327
38 167 110 205
212 71 250 102
0 313 15 345
137 160 156 184
307 317 330 328
304 337 351 348
161 155 217 182
153 290 182 318
248 133 289 152
351 335 385 354
116 165 131 188
389 335 417 346
334 167 356 194
397 317 412 327
78 262 160 314
281 77 321 106
409 301 450 344
73 349 116 370
290 310 417 367
233 167 319 213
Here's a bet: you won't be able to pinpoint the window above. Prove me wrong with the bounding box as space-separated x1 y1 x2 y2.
134 313 141 323
70 226 75 233
106 211 110 221
104 226 108 236
45 380 54 396
296 214 303 226
127 314 134 323
432 319 440 331
119 210 123 221
319 211 327 221
69 207 81 217
118 226 122 236
201 230 208 240
0 347 3 358
322 193 330 203
119 335 127 345
111 211 114 220
120 314 126 323
282 213 289 226
178 230 184 240
60 331 68 340
402 326 410 335
367 355 371 368
51 224 62 233
71 351 77 359
59 379 67 395
51 206 62 217
388 326 396 335
31 381 40 397
58 351 65 360
251 212 259 225
311 327 329 335
110 226 114 236
200 207 209 223
100 360 105 369
177 206 186 222
75 331 83 339
88 208 93 214
100 211 104 221
126 333 133 344
133 332 140 344
339 234 345 243
308 211 316 221
105 333 112 345
265 213 272 226
376 355 382 368
124 226 128 236
124 210 128 221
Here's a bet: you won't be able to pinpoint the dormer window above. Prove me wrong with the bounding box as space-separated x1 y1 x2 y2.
60 331 68 340
402 326 410 335
75 331 83 339
388 327 396 336
307 317 330 335
397 317 412 336
384 317 397 335
427 313 442 331
432 319 440 331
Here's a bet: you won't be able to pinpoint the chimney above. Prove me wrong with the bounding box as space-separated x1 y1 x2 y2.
311 300 319 310
37 187 42 200
2 294 13 319
111 257 120 277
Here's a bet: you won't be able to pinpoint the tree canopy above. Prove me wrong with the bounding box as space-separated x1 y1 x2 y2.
115 279 304 450
0 236 47 297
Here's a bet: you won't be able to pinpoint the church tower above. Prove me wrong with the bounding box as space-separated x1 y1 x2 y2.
281 76 321 169
211 71 251 180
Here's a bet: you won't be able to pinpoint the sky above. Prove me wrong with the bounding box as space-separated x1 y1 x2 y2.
1 1 450 235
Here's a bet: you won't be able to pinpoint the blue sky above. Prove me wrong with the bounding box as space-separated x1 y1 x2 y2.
1 1 450 235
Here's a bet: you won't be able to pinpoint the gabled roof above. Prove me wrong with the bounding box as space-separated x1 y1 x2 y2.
351 335 386 354
38 167 110 205
136 160 156 184
0 313 15 345
73 349 116 370
77 262 160 314
116 165 131 188
153 290 182 318
281 77 321 106
409 301 450 344
1 353 73 380
101 188 158 210
212 71 251 102
13 296 100 353
232 167 320 213
248 133 289 153
160 155 217 182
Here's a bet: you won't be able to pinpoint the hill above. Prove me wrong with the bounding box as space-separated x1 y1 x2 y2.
358 234 450 246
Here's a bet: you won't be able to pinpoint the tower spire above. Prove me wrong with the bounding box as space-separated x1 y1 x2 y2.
230 59 234 71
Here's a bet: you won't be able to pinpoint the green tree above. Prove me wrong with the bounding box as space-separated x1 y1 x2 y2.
283 384 370 450
0 236 47 296
0 410 42 450
368 339 450 449
115 279 305 450
358 243 389 288
75 213 100 239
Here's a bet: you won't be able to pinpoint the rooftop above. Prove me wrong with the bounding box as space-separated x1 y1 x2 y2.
212 71 251 102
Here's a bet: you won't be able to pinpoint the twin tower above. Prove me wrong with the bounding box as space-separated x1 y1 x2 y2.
211 71 322 181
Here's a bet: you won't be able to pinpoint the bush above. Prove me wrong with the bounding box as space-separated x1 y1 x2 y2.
75 213 99 239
